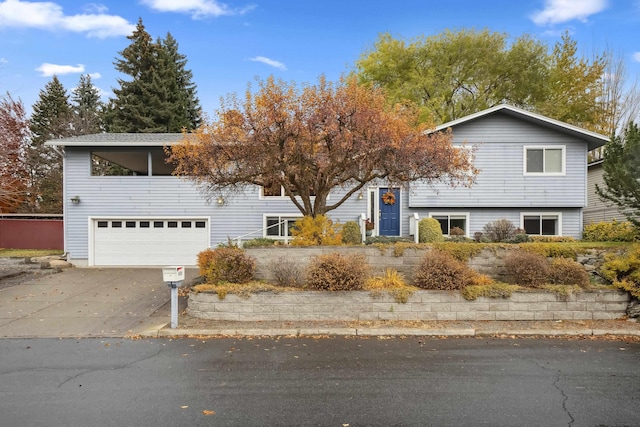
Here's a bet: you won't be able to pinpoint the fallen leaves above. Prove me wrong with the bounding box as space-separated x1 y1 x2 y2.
202 410 215 416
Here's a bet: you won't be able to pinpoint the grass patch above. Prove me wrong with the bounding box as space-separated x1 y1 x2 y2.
364 268 417 303
191 282 302 300
432 241 484 261
540 284 584 298
462 283 521 301
0 248 64 257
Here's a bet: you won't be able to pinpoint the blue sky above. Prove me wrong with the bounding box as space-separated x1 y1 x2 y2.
1 0 639 117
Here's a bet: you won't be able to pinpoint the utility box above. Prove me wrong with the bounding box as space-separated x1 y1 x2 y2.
162 266 185 283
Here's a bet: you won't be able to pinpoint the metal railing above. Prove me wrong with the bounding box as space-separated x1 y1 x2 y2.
233 220 290 247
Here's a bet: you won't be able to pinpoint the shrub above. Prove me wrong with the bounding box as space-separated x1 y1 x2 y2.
268 256 304 287
413 249 474 290
305 253 369 291
450 226 465 236
365 236 413 245
506 233 530 244
503 250 549 287
583 220 639 242
418 218 444 243
600 244 640 298
291 215 342 246
242 238 278 248
462 283 520 301
529 235 576 243
198 247 256 284
483 219 517 242
520 242 577 260
548 257 589 287
341 221 362 244
365 268 414 303
432 241 484 261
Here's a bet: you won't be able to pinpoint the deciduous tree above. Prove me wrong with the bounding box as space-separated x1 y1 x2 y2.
0 93 29 212
596 122 640 227
170 75 475 217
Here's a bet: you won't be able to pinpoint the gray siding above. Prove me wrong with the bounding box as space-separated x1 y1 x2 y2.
584 162 631 224
410 114 587 208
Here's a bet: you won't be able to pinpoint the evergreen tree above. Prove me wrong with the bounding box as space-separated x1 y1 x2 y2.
71 74 103 135
27 75 73 213
596 122 640 227
105 18 201 132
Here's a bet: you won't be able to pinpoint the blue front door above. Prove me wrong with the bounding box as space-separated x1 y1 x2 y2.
379 188 400 236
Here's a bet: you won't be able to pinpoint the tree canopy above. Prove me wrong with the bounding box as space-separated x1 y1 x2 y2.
71 74 103 135
0 93 29 212
356 29 608 130
596 122 640 227
105 18 202 133
170 75 475 217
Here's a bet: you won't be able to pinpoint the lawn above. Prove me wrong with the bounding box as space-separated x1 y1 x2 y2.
0 248 64 257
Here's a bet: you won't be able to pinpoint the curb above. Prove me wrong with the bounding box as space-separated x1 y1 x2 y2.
143 327 640 338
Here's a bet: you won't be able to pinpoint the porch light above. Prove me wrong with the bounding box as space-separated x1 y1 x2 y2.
216 196 225 205
357 192 364 200
70 196 81 205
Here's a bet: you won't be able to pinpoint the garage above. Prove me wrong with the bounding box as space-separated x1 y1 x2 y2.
92 218 209 266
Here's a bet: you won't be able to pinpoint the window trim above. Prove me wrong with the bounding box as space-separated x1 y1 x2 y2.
523 145 566 176
428 212 470 237
263 213 303 239
520 212 562 236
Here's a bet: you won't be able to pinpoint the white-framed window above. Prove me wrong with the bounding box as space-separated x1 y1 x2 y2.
264 214 302 238
523 146 565 175
429 212 469 236
521 212 562 236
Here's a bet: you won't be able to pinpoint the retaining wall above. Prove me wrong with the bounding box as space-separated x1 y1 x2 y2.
187 289 630 322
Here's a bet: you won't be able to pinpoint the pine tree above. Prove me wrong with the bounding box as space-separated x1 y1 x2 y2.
596 122 640 227
71 74 103 135
105 19 202 132
27 75 73 213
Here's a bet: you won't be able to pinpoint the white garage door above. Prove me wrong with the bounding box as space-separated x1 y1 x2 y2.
93 218 209 266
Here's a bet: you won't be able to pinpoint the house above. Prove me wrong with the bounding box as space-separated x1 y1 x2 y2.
47 104 608 267
584 159 633 224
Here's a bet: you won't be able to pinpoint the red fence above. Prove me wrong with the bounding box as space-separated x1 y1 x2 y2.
0 216 63 250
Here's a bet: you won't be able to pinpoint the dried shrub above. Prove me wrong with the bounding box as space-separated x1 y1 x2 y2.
413 249 475 290
583 220 639 242
548 257 589 287
341 221 362 245
529 235 576 243
365 268 415 303
503 250 549 288
418 218 444 243
450 226 465 236
519 242 577 260
268 256 304 287
198 247 256 284
291 215 342 246
483 219 517 242
242 238 278 248
600 244 640 298
305 253 369 291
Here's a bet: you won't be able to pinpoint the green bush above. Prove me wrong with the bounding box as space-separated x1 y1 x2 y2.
413 249 474 290
198 247 256 284
503 250 548 288
600 244 640 298
291 215 342 246
583 220 639 242
305 253 369 291
365 236 413 245
548 257 589 288
242 238 278 248
483 219 516 242
418 218 444 243
529 235 576 243
341 221 362 245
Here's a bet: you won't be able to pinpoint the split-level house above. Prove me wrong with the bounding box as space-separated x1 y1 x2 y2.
46 104 608 266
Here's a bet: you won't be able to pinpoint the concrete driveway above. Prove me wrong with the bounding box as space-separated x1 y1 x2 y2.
0 267 198 338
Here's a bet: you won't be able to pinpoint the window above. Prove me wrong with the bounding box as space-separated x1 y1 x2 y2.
264 215 301 239
521 213 561 236
195 221 206 228
140 221 150 228
430 213 469 236
153 221 164 228
125 221 136 228
181 221 192 228
524 146 565 175
97 221 108 228
167 221 178 228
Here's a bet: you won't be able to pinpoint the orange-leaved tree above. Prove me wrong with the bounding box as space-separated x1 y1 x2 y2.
170 75 476 216
0 92 30 213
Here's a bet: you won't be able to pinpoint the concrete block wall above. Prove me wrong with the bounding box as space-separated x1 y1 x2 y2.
187 289 630 322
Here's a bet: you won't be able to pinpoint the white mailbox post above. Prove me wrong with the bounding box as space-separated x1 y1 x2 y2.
162 266 185 329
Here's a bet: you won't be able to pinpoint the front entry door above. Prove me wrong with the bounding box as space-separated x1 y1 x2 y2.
379 188 400 236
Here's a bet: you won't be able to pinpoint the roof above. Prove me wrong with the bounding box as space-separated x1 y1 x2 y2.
434 104 610 151
45 133 194 147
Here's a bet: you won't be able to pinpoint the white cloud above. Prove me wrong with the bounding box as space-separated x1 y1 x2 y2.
83 3 108 14
35 63 84 76
0 0 135 38
88 72 102 79
249 56 286 71
530 0 608 25
140 0 255 19
633 52 640 62
0 57 8 64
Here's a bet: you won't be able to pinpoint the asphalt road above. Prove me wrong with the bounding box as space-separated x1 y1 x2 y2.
1 337 639 426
